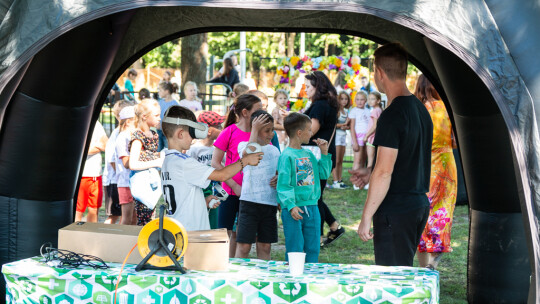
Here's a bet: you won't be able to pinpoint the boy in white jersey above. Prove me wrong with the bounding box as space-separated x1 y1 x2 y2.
235 110 281 260
160 106 262 231
186 111 225 228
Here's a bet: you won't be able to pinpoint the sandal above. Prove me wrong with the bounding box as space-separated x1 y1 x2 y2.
426 264 435 271
323 225 345 246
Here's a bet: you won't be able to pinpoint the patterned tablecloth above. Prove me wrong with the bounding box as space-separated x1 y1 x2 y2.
2 257 438 303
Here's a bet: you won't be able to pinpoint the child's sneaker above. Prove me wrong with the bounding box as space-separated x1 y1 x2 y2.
339 181 350 189
323 225 345 246
364 184 369 190
353 185 360 190
332 181 349 189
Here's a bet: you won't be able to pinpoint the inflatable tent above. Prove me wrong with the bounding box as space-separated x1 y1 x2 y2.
0 1 538 302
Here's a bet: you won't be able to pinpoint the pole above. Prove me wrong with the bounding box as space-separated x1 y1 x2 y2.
300 32 306 57
240 32 246 82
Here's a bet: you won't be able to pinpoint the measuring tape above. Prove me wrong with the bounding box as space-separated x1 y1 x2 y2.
137 217 188 267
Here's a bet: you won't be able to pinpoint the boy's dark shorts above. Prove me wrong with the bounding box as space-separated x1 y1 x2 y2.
236 200 278 244
105 184 122 216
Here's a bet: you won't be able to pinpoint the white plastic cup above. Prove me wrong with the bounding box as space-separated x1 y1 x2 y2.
288 252 306 276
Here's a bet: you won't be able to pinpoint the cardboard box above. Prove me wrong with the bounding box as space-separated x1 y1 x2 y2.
184 229 229 271
58 222 144 264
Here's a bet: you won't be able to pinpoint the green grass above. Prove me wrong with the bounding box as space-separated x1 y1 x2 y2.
95 162 468 303
270 162 469 304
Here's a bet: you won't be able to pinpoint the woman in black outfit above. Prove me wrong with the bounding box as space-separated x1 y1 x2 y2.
303 71 345 247
207 57 239 93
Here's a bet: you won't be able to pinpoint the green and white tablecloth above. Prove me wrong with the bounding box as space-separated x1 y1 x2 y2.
2 257 438 303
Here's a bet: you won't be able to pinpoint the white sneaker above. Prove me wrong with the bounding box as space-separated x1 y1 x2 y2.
364 184 369 190
353 185 360 190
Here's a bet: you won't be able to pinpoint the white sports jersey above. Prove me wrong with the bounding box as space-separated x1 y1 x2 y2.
161 149 215 231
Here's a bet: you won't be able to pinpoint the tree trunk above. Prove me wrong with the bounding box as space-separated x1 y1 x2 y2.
353 36 360 55
180 33 208 101
278 33 286 58
324 36 329 57
287 33 296 57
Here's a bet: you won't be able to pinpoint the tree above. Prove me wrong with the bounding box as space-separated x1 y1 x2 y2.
180 34 208 100
142 40 181 68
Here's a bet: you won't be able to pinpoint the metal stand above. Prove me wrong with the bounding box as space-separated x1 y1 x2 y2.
135 203 185 273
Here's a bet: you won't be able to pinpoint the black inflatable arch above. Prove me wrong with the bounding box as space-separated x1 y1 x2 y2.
0 4 536 303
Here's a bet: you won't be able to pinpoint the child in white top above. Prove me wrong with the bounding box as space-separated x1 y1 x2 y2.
235 110 281 260
75 121 108 223
186 111 226 229
115 106 137 225
160 106 262 231
103 100 133 224
179 81 203 112
129 99 164 226
331 91 352 189
349 91 371 175
364 91 384 169
271 89 289 149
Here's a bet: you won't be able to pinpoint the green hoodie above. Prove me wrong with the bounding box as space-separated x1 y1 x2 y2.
277 147 332 211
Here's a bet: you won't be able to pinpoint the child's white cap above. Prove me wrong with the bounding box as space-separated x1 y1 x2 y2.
119 106 135 119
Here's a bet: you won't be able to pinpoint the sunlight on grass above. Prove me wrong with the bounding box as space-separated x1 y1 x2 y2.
96 162 469 303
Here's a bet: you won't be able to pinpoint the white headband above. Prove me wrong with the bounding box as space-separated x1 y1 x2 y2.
119 106 135 119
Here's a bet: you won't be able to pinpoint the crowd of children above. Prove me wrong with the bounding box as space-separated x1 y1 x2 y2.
79 71 385 263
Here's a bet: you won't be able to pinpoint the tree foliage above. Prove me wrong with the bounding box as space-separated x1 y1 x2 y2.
141 32 379 72
141 40 181 68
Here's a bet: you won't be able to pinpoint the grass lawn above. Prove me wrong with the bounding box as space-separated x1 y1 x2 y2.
95 161 468 303
268 161 469 304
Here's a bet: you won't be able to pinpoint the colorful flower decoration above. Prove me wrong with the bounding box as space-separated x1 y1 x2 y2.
275 55 370 112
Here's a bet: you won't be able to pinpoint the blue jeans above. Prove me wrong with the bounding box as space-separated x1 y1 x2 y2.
281 205 321 263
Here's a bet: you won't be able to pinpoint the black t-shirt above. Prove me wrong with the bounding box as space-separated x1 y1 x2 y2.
303 99 338 157
373 94 433 214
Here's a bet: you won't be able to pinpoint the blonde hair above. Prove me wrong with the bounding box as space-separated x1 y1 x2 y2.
134 98 159 128
112 100 134 119
274 89 288 100
184 81 198 93
229 83 249 98
119 117 134 132
356 90 368 101
248 90 268 104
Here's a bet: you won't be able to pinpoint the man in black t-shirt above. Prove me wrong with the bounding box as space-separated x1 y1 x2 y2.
350 43 433 267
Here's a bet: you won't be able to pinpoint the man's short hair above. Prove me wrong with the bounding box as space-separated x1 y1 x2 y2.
373 42 408 81
284 112 311 138
162 106 196 138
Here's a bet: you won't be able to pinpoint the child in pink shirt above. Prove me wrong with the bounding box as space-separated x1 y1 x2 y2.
212 93 263 256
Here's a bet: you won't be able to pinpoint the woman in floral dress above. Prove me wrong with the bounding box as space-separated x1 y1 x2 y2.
414 74 457 270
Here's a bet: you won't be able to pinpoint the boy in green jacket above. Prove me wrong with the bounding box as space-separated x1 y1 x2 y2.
277 113 332 263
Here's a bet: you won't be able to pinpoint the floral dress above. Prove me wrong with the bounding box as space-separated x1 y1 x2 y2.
129 130 160 226
418 100 458 253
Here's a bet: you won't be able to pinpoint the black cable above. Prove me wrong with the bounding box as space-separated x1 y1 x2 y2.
40 242 109 270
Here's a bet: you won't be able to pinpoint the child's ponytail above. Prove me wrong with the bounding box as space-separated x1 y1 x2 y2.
224 94 261 128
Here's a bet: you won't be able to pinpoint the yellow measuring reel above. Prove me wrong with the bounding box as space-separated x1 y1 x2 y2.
137 217 188 268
